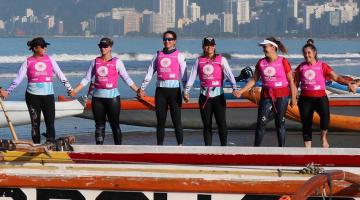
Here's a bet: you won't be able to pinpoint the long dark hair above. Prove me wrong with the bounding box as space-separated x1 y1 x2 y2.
302 39 318 60
266 37 288 54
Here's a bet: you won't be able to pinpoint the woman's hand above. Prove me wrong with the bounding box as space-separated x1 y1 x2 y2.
0 89 9 99
290 96 297 108
183 92 190 103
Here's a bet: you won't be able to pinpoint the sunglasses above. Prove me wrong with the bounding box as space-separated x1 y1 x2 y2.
163 38 175 42
98 44 110 49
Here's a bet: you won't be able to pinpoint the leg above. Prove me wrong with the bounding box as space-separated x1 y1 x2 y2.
25 92 42 144
254 98 273 146
106 96 121 145
212 94 228 146
274 97 289 147
298 97 315 148
41 94 56 142
199 94 214 146
155 87 168 145
92 97 106 145
314 96 330 148
168 88 183 145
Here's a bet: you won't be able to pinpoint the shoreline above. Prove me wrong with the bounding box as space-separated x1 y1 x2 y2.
73 130 360 148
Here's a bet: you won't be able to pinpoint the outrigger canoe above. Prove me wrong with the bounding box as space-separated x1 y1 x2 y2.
0 145 360 199
73 91 360 131
0 99 85 128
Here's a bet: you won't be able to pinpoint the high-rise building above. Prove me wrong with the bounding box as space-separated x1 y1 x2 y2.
189 3 201 22
57 21 64 34
45 15 55 29
221 13 233 32
223 0 233 14
0 20 5 30
26 8 34 18
176 0 189 19
287 0 298 18
123 12 141 35
205 13 219 25
80 21 89 32
236 0 250 24
153 0 176 28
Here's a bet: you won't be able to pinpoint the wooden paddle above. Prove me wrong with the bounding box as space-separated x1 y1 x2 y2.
0 97 51 156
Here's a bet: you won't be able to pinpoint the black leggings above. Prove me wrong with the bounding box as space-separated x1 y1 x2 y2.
298 96 330 142
25 92 55 144
198 94 227 146
92 96 122 145
155 87 183 145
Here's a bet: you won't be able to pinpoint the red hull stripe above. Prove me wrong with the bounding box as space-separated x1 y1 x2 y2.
68 153 360 167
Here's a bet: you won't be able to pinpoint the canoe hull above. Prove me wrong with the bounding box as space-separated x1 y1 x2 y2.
0 100 84 128
1 146 360 198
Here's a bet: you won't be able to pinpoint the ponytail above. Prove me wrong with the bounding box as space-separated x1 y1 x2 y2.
266 37 288 54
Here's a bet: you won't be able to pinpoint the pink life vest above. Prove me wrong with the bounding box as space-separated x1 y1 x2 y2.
300 61 326 91
198 55 223 87
94 57 119 89
27 55 53 83
156 50 180 81
258 56 288 89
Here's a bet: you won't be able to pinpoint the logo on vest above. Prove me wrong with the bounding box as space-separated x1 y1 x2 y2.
203 64 214 75
264 67 276 77
97 66 109 77
34 62 47 72
160 58 171 68
304 69 316 80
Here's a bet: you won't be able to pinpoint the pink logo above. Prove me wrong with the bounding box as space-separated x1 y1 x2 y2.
160 58 171 68
34 62 47 72
264 67 276 77
304 69 316 80
203 64 214 75
97 66 108 77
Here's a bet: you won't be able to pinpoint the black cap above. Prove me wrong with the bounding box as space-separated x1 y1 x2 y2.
27 37 50 49
98 37 114 47
202 36 216 46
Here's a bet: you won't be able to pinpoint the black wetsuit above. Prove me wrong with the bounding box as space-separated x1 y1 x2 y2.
25 92 55 144
92 96 122 145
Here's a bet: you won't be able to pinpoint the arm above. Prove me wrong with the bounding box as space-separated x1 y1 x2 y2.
287 71 297 107
221 57 237 91
72 60 95 95
140 55 157 91
329 71 352 85
51 57 73 92
117 59 139 93
182 59 199 103
183 58 199 94
178 53 188 89
4 60 28 97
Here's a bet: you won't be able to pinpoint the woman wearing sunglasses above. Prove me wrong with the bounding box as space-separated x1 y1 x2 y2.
71 37 139 145
138 31 188 146
0 37 73 144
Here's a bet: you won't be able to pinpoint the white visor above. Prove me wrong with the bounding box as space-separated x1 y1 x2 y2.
259 39 278 49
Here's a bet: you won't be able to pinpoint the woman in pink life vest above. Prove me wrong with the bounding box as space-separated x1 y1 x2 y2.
138 31 187 146
71 37 139 145
0 37 73 144
294 39 354 148
238 37 297 147
183 36 239 146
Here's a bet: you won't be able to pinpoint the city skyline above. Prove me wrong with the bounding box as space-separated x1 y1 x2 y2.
0 0 359 38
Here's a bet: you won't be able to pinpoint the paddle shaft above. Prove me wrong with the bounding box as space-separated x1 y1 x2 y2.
0 97 18 141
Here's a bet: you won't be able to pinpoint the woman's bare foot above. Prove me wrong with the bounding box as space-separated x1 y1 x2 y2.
321 130 329 148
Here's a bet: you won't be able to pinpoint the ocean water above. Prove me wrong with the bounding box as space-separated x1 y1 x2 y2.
0 37 359 143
